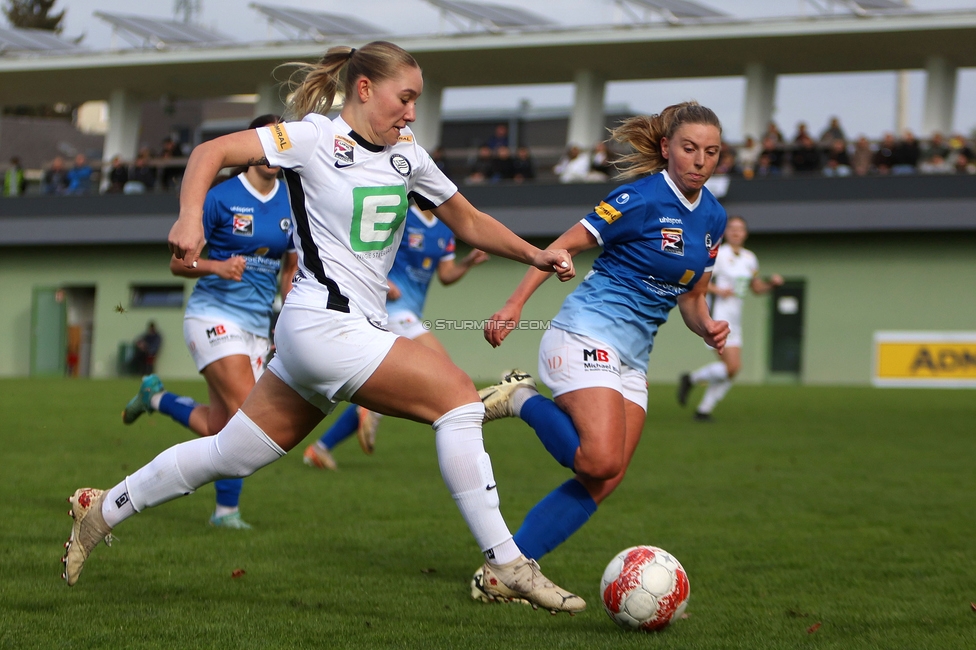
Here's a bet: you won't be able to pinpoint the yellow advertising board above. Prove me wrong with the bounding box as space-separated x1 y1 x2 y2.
873 332 976 388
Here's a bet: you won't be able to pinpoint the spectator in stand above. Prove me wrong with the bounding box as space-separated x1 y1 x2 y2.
760 134 783 175
792 122 811 144
736 136 761 178
486 123 509 151
819 117 846 147
491 145 516 182
43 156 69 195
465 145 494 184
129 149 157 193
851 136 873 176
791 134 821 174
755 152 775 177
66 154 94 195
953 153 976 175
919 153 953 174
764 120 784 144
923 132 950 163
3 156 26 197
590 141 613 178
133 321 162 375
822 139 851 177
106 156 129 194
431 146 451 180
947 134 975 169
715 141 736 175
873 133 896 175
891 130 920 174
160 137 184 192
512 146 535 183
554 144 602 183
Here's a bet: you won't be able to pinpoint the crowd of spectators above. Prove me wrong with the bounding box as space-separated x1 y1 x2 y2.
462 124 537 184
733 118 976 178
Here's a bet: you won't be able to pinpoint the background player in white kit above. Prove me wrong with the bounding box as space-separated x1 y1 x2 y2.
677 215 783 420
62 41 584 614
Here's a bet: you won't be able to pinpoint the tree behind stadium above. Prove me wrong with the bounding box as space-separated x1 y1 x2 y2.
2 0 65 33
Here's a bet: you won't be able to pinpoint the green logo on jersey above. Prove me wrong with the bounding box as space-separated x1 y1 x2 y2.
350 186 407 252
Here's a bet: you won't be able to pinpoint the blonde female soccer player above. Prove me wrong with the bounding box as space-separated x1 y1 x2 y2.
472 102 729 598
62 41 583 614
677 215 783 420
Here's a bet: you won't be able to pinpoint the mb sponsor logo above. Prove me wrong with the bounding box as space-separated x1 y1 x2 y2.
582 348 618 374
206 324 227 339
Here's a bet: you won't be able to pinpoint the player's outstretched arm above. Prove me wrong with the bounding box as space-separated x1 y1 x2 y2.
750 272 784 295
484 222 597 348
169 255 246 281
678 272 730 353
280 251 298 298
432 193 574 281
170 130 268 268
437 249 490 286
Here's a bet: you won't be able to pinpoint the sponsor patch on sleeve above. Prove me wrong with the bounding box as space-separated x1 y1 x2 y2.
678 269 696 285
271 123 291 152
708 235 722 259
397 134 414 143
595 201 622 224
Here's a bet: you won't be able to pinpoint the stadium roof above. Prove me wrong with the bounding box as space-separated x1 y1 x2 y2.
616 0 729 24
250 4 387 40
93 12 234 49
1 9 975 103
424 0 555 32
0 26 86 55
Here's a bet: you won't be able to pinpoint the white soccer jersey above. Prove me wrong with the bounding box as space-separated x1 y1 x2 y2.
709 244 759 326
256 115 457 321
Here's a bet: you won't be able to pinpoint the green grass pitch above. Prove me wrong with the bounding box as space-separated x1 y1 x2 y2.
0 378 973 649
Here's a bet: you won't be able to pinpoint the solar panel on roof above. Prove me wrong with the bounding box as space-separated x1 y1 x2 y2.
426 0 555 30
94 11 233 48
250 3 385 38
849 0 907 9
0 26 85 54
621 0 727 20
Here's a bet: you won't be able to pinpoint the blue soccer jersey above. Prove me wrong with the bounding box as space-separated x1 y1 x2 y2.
184 174 295 336
385 206 456 317
552 171 727 370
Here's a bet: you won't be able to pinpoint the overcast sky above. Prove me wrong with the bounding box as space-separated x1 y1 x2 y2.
50 0 976 140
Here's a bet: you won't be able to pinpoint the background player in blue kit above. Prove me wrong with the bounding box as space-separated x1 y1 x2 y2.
472 102 730 599
121 114 298 529
303 202 489 470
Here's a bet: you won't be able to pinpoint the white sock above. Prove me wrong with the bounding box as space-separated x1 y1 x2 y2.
101 411 285 527
149 391 166 411
213 504 238 518
511 385 539 419
697 379 733 414
433 402 520 564
691 361 728 384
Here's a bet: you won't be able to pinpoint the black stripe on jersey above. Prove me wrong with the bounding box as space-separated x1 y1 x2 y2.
408 191 438 212
347 129 384 153
283 168 350 313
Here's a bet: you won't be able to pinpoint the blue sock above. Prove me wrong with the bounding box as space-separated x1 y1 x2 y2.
319 404 359 450
514 479 597 560
520 394 580 471
214 479 243 508
158 392 199 429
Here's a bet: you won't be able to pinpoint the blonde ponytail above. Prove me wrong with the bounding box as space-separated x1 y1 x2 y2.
610 101 722 179
280 41 419 121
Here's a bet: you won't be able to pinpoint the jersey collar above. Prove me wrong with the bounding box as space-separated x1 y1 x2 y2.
661 170 702 212
333 116 385 153
412 206 439 228
236 173 279 203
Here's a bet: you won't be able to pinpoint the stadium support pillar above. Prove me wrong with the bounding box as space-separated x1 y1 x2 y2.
103 89 141 169
254 81 285 119
922 56 957 137
567 69 606 149
742 63 777 142
411 80 443 150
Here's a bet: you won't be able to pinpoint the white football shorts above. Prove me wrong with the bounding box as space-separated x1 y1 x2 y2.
537 327 648 411
183 316 270 379
267 300 399 414
386 309 429 340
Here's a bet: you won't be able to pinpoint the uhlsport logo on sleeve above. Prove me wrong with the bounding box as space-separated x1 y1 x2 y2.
873 331 976 388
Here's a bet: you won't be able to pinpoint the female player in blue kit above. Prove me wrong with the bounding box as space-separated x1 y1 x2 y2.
303 201 489 469
64 41 584 614
120 114 297 529
473 102 730 600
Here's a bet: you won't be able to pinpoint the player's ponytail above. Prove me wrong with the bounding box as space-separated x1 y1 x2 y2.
610 101 722 179
281 41 419 120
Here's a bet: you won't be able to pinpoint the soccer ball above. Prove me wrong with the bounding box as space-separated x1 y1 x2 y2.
600 545 690 631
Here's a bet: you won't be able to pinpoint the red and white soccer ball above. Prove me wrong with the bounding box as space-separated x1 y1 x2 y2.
600 545 690 632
